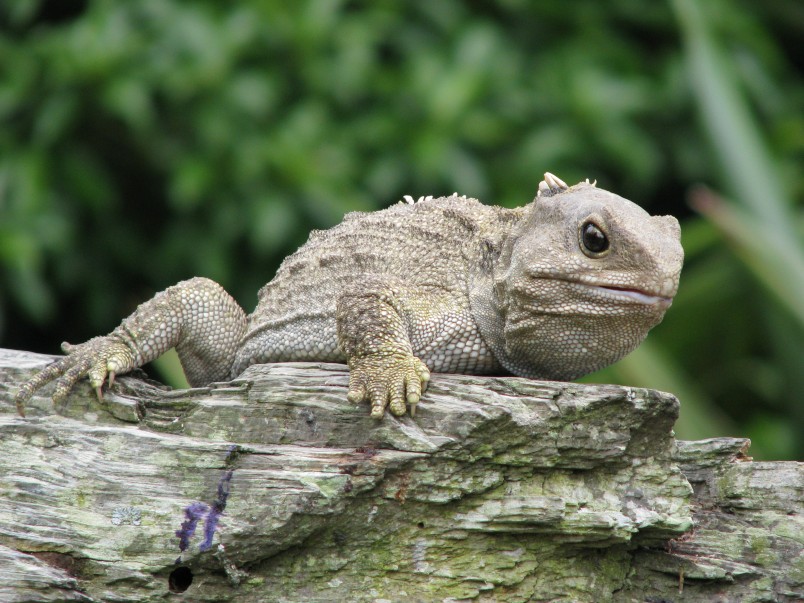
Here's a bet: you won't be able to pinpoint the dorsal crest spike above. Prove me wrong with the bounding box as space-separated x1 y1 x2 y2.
537 172 569 198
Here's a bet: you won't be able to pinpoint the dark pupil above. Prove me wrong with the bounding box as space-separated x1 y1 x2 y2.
582 223 608 253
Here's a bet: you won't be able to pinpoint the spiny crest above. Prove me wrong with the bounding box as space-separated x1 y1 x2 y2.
400 192 470 205
536 172 597 198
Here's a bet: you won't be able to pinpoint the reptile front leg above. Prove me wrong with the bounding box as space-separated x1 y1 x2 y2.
14 277 246 416
336 279 432 419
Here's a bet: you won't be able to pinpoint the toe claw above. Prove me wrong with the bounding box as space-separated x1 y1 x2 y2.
95 386 103 402
347 384 366 404
349 355 431 419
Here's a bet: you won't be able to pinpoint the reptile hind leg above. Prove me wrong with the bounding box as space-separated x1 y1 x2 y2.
14 277 247 416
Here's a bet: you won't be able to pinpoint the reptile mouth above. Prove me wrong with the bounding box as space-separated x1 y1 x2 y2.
587 284 673 306
527 276 674 306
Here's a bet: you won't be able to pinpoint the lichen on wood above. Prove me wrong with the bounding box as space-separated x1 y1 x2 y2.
0 349 801 602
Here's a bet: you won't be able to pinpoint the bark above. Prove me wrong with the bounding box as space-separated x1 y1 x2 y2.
0 348 801 602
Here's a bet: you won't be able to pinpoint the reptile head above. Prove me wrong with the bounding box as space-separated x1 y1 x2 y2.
486 180 683 380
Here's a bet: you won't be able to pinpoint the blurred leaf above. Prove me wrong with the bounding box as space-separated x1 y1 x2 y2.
151 348 190 390
690 187 804 327
672 0 793 225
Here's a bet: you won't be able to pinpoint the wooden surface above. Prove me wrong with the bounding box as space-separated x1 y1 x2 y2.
0 348 801 602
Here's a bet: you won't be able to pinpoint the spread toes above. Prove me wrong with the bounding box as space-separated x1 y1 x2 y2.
347 354 430 419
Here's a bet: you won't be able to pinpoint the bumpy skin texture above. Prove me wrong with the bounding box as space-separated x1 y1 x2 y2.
14 175 684 418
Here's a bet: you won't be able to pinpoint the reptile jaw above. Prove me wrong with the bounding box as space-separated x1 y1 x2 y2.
527 276 675 306
589 284 673 306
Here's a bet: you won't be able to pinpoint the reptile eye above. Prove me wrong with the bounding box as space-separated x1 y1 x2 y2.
580 222 609 256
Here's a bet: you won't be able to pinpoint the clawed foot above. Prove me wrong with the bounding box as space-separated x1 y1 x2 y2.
346 353 431 419
537 172 569 197
14 336 136 417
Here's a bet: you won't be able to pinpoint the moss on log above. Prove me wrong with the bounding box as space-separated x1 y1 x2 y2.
0 348 801 602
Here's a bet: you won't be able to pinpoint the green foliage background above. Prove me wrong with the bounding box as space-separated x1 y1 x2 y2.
1 0 802 459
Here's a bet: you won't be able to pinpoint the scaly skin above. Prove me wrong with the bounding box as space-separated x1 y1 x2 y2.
14 174 684 418
14 278 246 416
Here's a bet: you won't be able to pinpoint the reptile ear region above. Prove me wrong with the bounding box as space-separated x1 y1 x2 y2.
655 215 681 239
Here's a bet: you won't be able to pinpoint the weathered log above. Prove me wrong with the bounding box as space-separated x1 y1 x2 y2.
0 348 801 602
